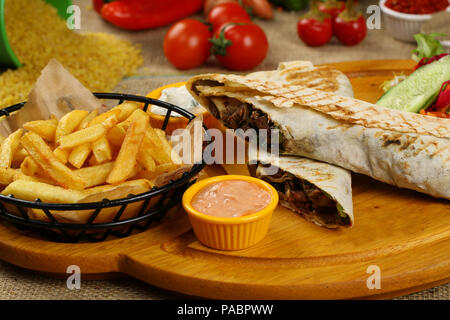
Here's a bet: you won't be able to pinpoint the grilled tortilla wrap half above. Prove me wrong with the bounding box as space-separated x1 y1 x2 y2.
248 151 353 228
247 61 354 228
186 63 450 199
245 60 354 98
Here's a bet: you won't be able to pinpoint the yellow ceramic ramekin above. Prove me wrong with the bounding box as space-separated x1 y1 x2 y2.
182 175 279 251
146 82 222 135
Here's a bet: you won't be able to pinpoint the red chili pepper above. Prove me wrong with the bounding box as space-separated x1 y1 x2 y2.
100 0 203 30
334 0 366 46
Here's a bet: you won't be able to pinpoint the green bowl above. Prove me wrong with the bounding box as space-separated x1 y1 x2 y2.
0 0 72 68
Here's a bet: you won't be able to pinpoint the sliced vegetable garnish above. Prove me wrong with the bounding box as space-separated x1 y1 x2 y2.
380 73 407 92
422 80 450 118
415 53 450 70
411 33 446 63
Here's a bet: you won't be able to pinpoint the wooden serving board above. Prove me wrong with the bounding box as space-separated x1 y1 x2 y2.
0 60 449 299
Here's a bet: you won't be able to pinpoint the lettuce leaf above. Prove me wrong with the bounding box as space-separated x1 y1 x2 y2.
411 33 446 62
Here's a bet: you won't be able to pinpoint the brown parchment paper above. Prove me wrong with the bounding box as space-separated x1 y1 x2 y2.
6 59 104 132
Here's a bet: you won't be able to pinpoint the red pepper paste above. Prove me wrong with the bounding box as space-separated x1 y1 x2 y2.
385 0 449 14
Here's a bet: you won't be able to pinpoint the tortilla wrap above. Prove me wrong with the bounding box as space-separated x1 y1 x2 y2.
249 150 353 228
186 64 450 199
246 62 354 228
246 61 354 98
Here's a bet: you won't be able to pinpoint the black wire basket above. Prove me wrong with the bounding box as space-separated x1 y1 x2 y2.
0 93 206 243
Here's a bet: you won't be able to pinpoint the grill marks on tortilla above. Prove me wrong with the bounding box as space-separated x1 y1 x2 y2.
380 133 446 158
285 67 340 92
253 164 350 227
278 65 311 76
195 74 450 139
382 134 402 147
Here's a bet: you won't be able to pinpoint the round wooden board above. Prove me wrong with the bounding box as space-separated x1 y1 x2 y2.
0 60 449 299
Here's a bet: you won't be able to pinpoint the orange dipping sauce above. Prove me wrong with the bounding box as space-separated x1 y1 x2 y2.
191 180 272 218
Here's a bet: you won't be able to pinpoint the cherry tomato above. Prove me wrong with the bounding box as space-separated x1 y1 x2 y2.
207 2 252 33
318 0 346 19
296 0 333 47
334 14 366 46
211 23 268 71
297 17 333 47
163 19 212 70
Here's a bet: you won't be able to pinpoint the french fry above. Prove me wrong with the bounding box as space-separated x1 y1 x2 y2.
75 161 114 188
83 178 153 196
55 110 89 141
0 167 16 185
61 183 153 223
18 158 56 185
58 124 106 149
154 129 182 165
106 125 127 146
129 163 141 179
12 147 28 167
92 136 112 164
119 108 145 129
77 108 98 130
110 101 141 122
68 143 91 169
0 135 5 144
137 146 157 172
21 132 85 190
0 167 49 185
107 111 149 184
23 119 57 142
53 147 69 164
142 127 173 165
14 169 55 184
99 112 120 130
105 109 145 146
0 129 23 168
2 180 85 203
88 109 121 127
20 156 39 177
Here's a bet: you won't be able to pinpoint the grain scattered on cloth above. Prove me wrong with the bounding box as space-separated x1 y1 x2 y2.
0 0 142 109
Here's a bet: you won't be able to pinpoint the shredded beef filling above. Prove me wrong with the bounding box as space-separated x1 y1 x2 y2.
221 102 272 133
218 100 275 146
250 164 349 226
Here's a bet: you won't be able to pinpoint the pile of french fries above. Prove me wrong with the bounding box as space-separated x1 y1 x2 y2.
0 102 183 206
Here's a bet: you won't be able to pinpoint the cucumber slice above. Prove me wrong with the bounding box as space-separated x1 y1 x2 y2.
376 56 450 113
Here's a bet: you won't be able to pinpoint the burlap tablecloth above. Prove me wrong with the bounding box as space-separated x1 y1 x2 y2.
0 0 448 300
